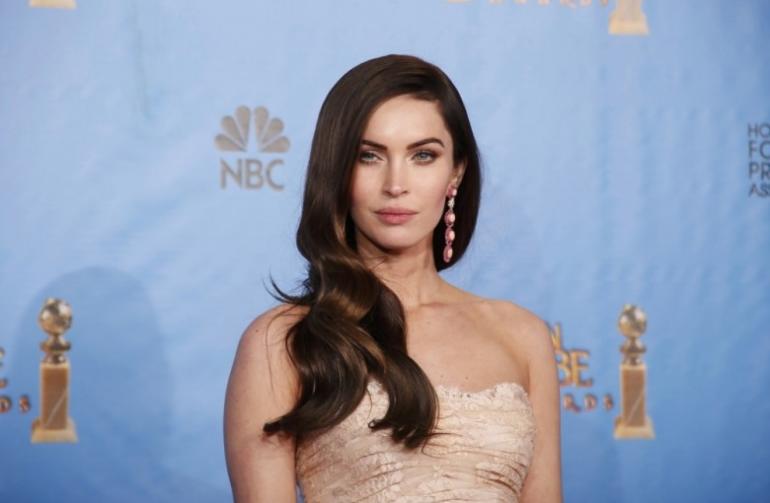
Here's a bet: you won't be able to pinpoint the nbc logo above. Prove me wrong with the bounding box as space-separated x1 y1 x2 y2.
214 106 290 190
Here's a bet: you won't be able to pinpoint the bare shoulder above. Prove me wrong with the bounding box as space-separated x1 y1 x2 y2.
479 297 554 366
241 302 307 351
481 299 562 502
244 302 308 340
444 284 553 364
233 303 308 400
224 302 308 501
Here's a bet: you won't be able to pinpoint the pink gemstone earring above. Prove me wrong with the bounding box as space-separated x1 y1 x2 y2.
443 186 457 263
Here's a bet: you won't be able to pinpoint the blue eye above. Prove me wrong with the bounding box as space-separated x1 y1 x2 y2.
414 150 437 163
359 151 379 163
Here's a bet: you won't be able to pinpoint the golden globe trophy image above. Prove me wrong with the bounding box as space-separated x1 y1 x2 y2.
609 0 650 36
613 304 655 440
31 298 78 443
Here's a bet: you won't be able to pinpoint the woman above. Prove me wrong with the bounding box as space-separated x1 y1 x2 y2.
224 54 562 502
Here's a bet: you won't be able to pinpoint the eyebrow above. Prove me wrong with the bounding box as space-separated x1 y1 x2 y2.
360 137 445 150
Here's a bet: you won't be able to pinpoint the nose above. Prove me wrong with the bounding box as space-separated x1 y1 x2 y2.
383 158 408 196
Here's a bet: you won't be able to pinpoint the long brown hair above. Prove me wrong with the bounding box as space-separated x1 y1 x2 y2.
265 54 482 450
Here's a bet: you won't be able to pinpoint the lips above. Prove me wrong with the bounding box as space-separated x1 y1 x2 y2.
375 207 417 215
375 207 417 224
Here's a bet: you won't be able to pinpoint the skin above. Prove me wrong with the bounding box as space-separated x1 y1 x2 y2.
224 95 563 502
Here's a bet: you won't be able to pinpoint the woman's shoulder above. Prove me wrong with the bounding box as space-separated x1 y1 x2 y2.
448 285 545 324
224 303 307 499
450 288 553 361
488 298 554 370
232 303 309 395
243 302 309 343
484 297 549 331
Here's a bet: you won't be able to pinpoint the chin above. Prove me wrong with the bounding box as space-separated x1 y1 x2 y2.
372 233 432 254
354 221 434 253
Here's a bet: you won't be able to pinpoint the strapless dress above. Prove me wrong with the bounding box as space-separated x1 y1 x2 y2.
296 377 536 502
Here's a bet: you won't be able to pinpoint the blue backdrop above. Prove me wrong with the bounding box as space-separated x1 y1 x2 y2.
1 1 769 501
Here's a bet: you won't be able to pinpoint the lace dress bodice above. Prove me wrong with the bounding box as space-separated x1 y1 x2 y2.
295 378 536 502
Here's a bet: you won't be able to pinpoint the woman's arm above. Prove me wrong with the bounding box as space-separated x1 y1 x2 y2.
224 304 304 503
519 315 563 503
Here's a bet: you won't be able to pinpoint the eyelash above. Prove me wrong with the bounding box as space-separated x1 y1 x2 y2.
358 150 438 164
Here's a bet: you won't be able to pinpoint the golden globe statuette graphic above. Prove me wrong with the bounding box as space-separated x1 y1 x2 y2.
31 298 78 443
609 0 649 36
614 304 654 439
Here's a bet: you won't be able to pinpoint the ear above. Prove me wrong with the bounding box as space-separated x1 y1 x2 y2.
451 160 466 189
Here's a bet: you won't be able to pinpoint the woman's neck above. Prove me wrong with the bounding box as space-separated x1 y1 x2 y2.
357 239 446 311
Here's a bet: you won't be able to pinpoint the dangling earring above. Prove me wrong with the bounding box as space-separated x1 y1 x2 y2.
443 186 457 263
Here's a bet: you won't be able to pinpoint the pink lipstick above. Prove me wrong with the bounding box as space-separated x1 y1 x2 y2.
375 207 416 225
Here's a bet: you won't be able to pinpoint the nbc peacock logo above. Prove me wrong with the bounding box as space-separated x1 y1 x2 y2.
214 106 290 190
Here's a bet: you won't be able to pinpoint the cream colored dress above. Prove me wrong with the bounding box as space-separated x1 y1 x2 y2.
296 377 536 502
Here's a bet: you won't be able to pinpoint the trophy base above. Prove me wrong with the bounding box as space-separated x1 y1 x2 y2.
29 0 77 9
31 417 78 443
609 15 650 36
613 415 655 439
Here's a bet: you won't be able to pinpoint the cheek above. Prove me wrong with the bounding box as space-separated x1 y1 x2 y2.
348 170 378 224
406 184 447 232
349 168 366 206
431 190 448 224
349 174 370 211
422 179 451 213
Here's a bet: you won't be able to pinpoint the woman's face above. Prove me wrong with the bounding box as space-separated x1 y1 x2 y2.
349 94 464 259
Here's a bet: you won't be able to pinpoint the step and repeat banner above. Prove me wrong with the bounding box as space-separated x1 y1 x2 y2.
1 1 769 502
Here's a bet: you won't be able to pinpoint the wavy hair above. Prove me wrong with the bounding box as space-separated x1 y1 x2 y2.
264 54 482 450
